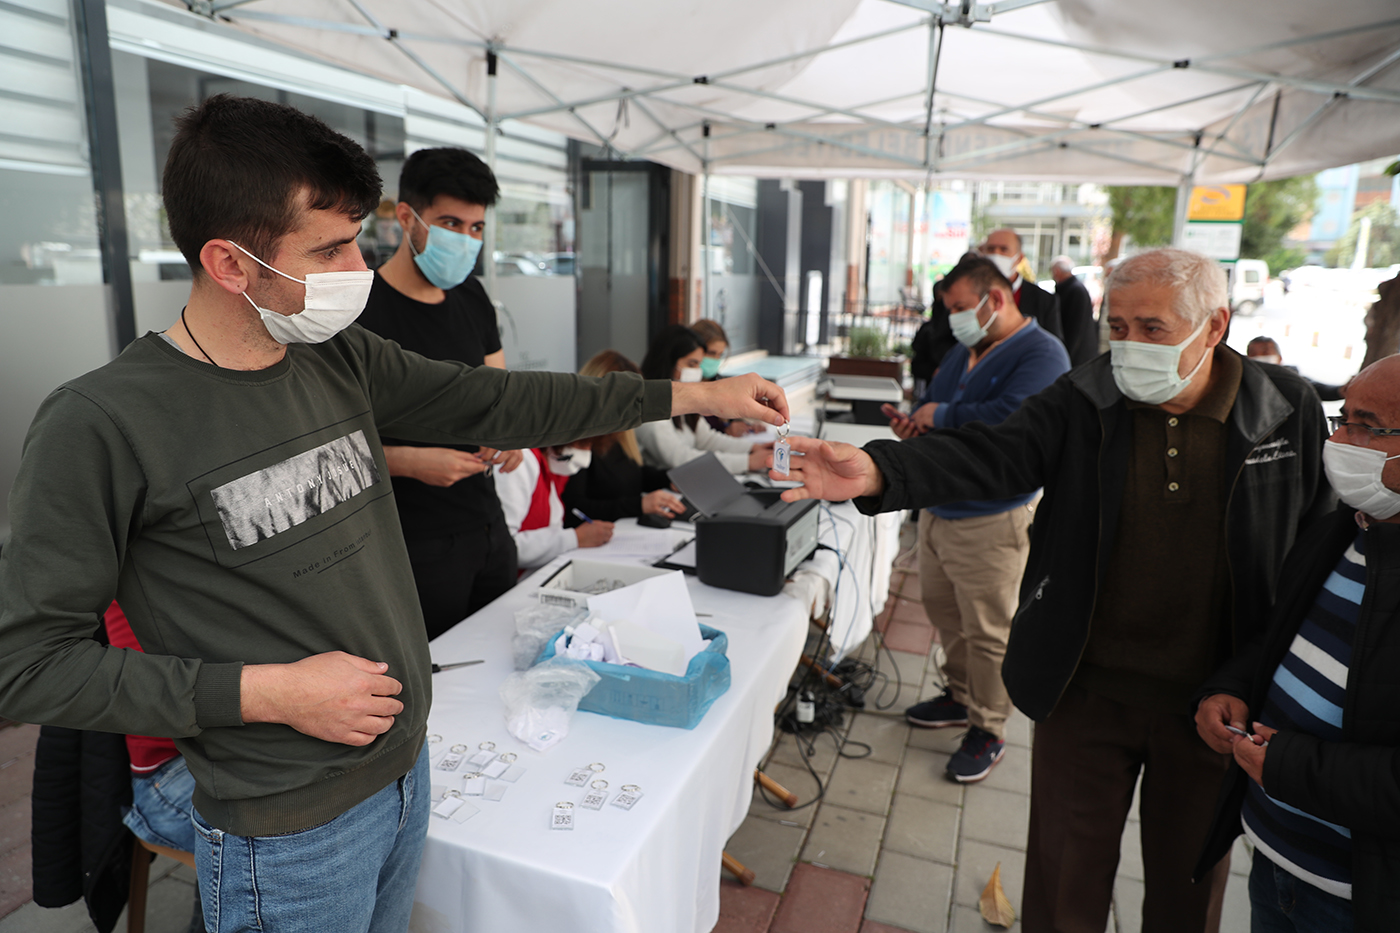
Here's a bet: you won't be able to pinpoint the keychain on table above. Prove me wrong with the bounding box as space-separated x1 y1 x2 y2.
462 771 486 796
565 762 604 786
773 422 791 477
433 789 466 818
611 784 644 811
580 779 609 810
467 741 497 768
436 743 467 772
551 801 576 831
426 734 445 763
482 751 513 780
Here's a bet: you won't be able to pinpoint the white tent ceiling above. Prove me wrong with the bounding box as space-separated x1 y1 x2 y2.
165 0 1400 183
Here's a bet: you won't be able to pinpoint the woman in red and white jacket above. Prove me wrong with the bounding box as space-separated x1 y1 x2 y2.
494 441 615 570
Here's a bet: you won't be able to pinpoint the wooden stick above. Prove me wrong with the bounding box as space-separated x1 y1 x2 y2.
722 851 756 886
799 653 843 688
755 769 799 808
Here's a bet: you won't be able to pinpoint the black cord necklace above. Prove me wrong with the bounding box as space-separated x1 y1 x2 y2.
181 306 217 366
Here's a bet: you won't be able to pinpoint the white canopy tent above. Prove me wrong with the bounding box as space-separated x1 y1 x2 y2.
163 0 1400 185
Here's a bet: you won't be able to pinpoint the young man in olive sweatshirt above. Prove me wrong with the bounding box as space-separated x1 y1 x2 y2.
0 95 787 933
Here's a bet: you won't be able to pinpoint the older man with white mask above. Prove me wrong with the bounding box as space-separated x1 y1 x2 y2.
772 247 1334 933
1194 354 1400 933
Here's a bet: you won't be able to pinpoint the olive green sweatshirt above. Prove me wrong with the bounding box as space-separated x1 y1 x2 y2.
0 326 670 835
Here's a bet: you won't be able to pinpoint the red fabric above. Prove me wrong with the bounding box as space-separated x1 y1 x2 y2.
1013 280 1023 308
101 602 179 774
520 449 571 531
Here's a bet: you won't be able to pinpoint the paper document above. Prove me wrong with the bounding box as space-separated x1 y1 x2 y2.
664 540 698 569
586 570 706 665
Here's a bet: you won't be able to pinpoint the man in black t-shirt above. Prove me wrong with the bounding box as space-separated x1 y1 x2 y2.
358 147 524 639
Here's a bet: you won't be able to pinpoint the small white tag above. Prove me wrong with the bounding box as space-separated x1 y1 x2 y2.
483 781 507 802
611 790 644 811
451 800 480 823
564 768 591 786
499 765 526 783
580 789 608 810
482 758 510 779
462 773 486 796
467 750 496 768
773 439 790 476
436 752 464 772
433 795 465 818
551 803 575 830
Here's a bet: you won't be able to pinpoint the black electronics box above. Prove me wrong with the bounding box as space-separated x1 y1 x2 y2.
667 454 819 597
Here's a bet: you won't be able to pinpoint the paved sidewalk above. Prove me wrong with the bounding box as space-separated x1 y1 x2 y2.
717 532 1254 933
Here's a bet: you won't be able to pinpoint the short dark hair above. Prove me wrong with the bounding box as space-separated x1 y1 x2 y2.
1247 337 1280 353
399 147 499 212
941 254 1013 299
641 325 704 381
163 95 381 273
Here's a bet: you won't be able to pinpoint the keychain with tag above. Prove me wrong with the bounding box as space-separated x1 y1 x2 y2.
773 423 791 476
611 784 644 811
551 801 576 831
496 752 525 782
436 743 468 772
565 762 604 786
482 757 511 779
433 790 466 819
427 734 445 763
467 741 497 768
462 772 486 796
483 781 508 802
580 779 609 810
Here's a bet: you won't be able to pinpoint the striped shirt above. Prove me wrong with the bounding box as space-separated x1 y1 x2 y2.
1241 530 1365 899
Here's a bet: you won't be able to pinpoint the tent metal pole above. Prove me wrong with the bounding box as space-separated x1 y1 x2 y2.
922 18 944 167
942 65 1173 132
497 53 613 149
1261 45 1400 171
702 124 710 319
1171 172 1194 248
629 98 706 168
485 49 498 301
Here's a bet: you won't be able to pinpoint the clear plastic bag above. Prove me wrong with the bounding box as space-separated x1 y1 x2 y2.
499 657 601 752
511 603 586 671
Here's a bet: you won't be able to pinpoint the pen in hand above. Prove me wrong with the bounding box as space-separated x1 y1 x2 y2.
570 508 594 524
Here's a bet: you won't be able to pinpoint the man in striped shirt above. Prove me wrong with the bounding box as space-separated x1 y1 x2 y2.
1195 355 1400 932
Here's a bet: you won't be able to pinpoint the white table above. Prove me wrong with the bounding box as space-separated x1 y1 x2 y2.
409 507 894 933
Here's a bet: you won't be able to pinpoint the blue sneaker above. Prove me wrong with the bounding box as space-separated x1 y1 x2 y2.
945 726 1005 783
905 690 969 728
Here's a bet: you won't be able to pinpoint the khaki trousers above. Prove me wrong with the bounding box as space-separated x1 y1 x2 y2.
1023 683 1232 933
917 502 1035 739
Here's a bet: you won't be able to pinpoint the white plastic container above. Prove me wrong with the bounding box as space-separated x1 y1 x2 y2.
534 560 671 610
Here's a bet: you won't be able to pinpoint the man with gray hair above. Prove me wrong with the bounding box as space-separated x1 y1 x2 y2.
772 247 1332 932
1050 254 1098 366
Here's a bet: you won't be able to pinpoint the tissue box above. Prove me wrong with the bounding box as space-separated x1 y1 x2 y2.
534 560 672 611
536 625 730 729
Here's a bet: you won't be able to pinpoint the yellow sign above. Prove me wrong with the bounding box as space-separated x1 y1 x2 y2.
1188 184 1247 222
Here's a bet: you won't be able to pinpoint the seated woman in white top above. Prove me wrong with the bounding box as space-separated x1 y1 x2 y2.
494 440 615 571
634 324 772 475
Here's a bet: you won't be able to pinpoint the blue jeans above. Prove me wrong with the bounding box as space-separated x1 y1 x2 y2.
123 756 198 853
1249 851 1354 933
193 747 429 933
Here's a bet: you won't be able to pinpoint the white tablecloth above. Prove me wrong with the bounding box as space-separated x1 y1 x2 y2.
410 521 810 933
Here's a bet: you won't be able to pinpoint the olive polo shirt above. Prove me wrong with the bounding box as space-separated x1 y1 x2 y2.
1074 346 1243 713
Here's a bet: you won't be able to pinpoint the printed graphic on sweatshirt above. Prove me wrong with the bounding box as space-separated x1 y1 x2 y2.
209 430 382 550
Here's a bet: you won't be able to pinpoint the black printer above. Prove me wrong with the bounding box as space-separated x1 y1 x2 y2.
667 454 819 597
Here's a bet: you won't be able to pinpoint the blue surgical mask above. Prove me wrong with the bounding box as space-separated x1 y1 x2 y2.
700 357 722 379
408 207 482 289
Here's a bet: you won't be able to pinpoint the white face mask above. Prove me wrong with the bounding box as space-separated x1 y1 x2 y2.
1323 439 1400 520
677 366 704 383
985 253 1017 280
1109 315 1211 405
1252 354 1282 366
546 446 592 476
229 241 374 344
949 293 995 348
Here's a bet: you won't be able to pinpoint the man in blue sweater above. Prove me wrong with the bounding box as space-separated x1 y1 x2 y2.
884 255 1070 781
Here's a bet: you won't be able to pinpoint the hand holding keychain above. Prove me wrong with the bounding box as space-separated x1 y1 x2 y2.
773 422 791 477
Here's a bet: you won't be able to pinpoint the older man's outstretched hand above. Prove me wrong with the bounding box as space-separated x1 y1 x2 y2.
771 436 885 503
671 372 789 427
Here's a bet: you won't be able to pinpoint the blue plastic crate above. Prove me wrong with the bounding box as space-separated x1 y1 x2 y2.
536 624 730 729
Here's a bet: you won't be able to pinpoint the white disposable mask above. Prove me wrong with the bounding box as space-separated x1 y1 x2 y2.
677 366 704 383
1109 315 1211 405
986 253 1017 280
229 241 374 344
1252 355 1282 365
1323 439 1400 520
547 446 592 476
949 293 994 348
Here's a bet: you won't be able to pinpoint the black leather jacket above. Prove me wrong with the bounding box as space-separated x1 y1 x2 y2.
1194 508 1400 931
858 351 1333 720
